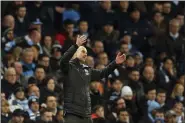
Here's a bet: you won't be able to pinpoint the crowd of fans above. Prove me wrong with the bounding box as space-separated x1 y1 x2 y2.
1 1 185 123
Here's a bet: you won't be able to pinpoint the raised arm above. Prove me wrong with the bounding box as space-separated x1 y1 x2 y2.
60 35 87 73
91 52 126 81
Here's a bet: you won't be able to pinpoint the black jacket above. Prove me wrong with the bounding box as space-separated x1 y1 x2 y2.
60 44 117 117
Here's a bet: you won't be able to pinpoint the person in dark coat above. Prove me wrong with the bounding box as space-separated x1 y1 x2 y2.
116 109 135 123
14 5 30 37
60 35 126 123
1 67 21 99
156 89 169 112
1 99 12 123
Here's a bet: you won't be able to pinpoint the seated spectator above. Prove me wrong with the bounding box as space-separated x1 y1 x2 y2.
156 57 177 93
34 65 46 87
97 52 109 66
89 40 104 58
165 110 177 123
27 85 40 98
54 106 64 123
20 48 36 79
1 99 11 123
154 108 165 123
14 5 30 37
172 102 184 123
12 46 23 61
38 54 51 74
127 68 144 103
90 81 104 109
91 105 105 120
162 2 174 22
117 109 134 123
75 20 89 37
11 62 27 87
31 44 40 62
2 15 15 33
176 12 184 35
29 18 43 34
1 67 21 99
85 56 95 68
27 95 40 121
156 89 169 112
55 19 75 46
43 95 58 116
134 52 143 69
42 35 53 57
9 109 25 123
177 73 185 86
36 108 53 123
40 76 62 104
8 86 29 112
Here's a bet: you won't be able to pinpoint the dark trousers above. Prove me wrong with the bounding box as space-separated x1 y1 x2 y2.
64 114 93 123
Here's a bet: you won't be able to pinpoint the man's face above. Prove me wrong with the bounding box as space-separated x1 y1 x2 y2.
170 22 180 34
143 67 154 81
5 69 16 84
57 110 64 121
35 68 45 81
156 93 166 105
44 36 52 47
103 25 113 34
41 57 50 67
1 102 10 114
131 11 140 21
129 71 140 82
3 15 15 29
126 57 135 67
176 15 184 26
174 103 183 116
24 51 34 64
66 24 74 34
31 102 39 112
164 59 173 70
90 82 99 92
29 86 40 98
7 30 14 40
76 47 87 63
98 53 108 65
46 96 57 110
145 58 154 67
101 1 111 11
42 112 53 122
135 55 142 65
167 115 177 123
94 42 104 54
155 112 164 119
17 7 26 18
79 22 88 33
14 62 23 75
85 56 94 68
153 3 163 12
12 116 24 123
96 107 104 118
117 99 126 109
119 111 129 122
154 13 164 23
147 90 156 100
112 80 123 92
163 3 171 14
120 44 129 54
120 1 129 10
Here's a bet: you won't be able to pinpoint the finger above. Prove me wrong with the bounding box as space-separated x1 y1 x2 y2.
117 52 122 56
80 35 87 39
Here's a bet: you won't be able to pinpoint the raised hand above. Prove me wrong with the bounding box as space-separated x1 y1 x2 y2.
115 52 126 64
76 35 87 47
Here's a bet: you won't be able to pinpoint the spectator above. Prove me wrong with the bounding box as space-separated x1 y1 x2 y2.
152 2 163 13
20 48 36 79
165 110 177 123
156 57 177 93
9 109 25 123
176 12 184 35
29 18 43 34
12 46 23 61
8 86 29 112
172 102 184 123
97 52 109 66
162 2 173 22
1 67 21 99
31 44 40 62
54 107 64 123
85 56 95 68
117 109 134 123
14 5 30 36
90 81 104 109
2 15 15 32
11 62 27 87
42 35 53 57
34 65 46 87
38 54 51 74
91 105 105 120
90 40 104 58
127 68 144 103
27 95 40 121
75 20 89 37
143 56 155 68
154 108 165 122
156 89 169 112
1 99 11 123
44 95 57 116
27 85 40 98
134 52 143 69
141 66 156 90
156 19 185 62
27 77 37 88
36 108 53 123
55 19 75 46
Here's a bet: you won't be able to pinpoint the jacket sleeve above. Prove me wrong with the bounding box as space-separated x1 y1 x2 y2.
60 44 78 73
91 61 117 81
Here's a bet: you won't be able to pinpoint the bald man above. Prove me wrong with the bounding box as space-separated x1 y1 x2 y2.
2 15 15 29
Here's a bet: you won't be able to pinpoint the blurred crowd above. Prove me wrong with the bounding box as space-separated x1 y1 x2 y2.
1 1 185 123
